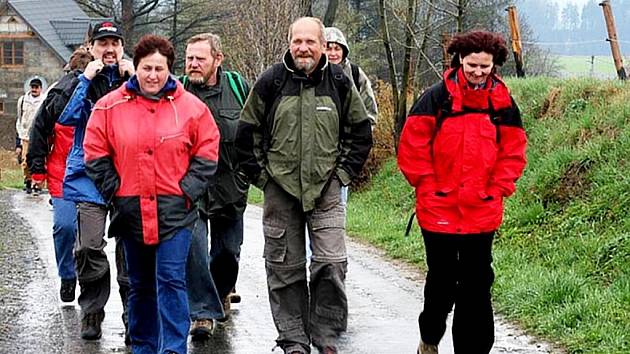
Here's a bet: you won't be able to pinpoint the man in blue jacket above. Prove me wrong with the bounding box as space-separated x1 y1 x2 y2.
57 21 134 342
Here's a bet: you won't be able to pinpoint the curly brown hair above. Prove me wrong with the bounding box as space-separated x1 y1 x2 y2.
68 47 93 71
447 31 509 68
133 35 175 71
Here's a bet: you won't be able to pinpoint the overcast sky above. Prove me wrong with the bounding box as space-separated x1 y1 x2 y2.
552 0 590 8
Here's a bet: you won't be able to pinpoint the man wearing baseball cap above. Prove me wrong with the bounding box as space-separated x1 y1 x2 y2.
34 20 133 342
16 76 45 194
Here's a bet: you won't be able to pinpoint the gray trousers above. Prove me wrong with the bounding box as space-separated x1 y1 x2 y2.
263 178 348 351
75 202 129 319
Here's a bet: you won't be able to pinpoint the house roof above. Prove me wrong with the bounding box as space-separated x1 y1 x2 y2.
7 0 96 64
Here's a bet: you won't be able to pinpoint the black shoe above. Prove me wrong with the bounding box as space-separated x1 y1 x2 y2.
24 181 32 194
60 278 76 302
32 185 41 196
228 287 241 304
190 319 215 341
81 310 105 340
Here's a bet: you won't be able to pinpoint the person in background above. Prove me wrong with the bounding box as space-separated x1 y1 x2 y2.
182 32 250 340
16 77 46 194
236 17 372 354
397 30 527 354
56 21 133 341
27 47 92 304
84 34 220 354
324 26 378 207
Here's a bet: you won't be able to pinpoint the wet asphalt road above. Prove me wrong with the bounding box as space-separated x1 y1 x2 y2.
0 190 559 353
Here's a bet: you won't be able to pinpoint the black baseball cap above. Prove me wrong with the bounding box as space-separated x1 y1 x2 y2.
29 78 42 87
91 21 124 43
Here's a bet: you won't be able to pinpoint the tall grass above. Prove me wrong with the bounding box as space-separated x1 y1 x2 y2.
347 77 630 353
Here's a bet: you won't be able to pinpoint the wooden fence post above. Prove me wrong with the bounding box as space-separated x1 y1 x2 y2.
506 5 525 78
600 0 627 80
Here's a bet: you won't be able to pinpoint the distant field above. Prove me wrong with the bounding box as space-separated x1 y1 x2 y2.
555 55 626 78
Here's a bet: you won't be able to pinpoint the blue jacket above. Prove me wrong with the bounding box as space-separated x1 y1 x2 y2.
58 65 128 205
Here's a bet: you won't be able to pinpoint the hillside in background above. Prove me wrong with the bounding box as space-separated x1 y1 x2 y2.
347 77 630 353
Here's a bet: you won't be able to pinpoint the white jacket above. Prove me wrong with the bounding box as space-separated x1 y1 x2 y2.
16 93 44 141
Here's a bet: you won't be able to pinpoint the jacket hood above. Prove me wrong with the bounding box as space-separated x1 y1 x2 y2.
324 27 349 60
125 74 180 99
443 67 512 112
282 50 329 82
23 75 48 94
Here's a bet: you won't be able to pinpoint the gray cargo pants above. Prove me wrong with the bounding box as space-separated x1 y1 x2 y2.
75 202 129 321
263 177 348 351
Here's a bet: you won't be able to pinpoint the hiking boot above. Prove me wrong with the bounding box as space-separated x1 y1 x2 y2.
81 310 105 340
228 287 241 304
59 278 76 302
320 346 338 354
32 185 41 196
418 340 438 354
283 343 308 354
217 296 231 322
190 319 215 341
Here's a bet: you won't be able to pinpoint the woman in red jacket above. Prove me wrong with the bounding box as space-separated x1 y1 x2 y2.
398 31 527 354
84 35 220 354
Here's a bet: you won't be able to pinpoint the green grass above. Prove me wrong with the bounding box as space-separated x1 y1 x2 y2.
0 167 24 190
347 77 630 353
247 185 263 205
555 55 626 77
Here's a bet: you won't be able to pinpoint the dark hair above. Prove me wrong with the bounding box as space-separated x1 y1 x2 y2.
447 31 509 68
133 35 175 71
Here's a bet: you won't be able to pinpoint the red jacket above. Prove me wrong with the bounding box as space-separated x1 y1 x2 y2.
84 77 220 245
46 124 74 197
398 68 527 234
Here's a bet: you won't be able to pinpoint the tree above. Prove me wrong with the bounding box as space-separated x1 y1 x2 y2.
76 0 160 45
220 0 306 80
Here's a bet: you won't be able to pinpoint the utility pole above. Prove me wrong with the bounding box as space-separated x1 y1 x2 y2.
506 5 525 78
600 0 627 80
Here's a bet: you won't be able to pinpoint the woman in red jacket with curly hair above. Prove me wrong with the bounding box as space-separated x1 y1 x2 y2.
398 31 527 354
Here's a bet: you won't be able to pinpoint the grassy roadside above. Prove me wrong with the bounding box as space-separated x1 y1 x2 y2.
347 77 629 353
0 150 23 190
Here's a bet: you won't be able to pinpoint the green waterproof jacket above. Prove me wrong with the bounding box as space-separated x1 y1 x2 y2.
182 68 250 219
236 51 373 211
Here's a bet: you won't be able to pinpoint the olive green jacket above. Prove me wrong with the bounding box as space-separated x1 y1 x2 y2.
236 51 373 211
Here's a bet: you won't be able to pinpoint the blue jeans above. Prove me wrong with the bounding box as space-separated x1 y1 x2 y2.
52 197 77 280
209 215 244 300
124 229 192 354
186 217 224 321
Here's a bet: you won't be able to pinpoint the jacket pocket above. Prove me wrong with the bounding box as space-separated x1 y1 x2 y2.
263 223 287 263
217 109 241 143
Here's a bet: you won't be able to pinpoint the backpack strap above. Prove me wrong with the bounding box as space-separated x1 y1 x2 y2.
350 63 361 91
17 95 24 119
178 75 188 87
225 71 247 107
404 211 416 237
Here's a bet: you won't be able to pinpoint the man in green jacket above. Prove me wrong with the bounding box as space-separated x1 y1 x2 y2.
236 17 373 354
182 33 250 340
